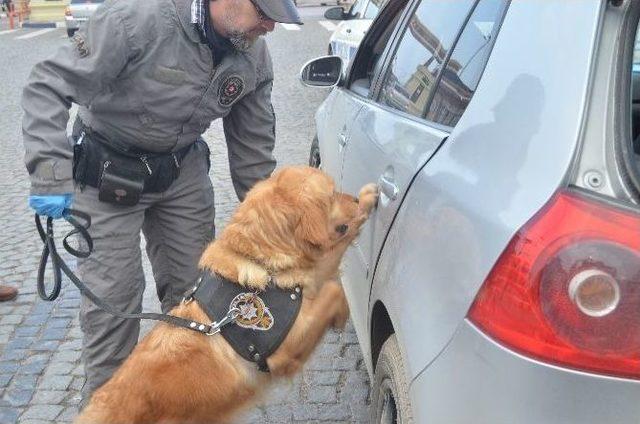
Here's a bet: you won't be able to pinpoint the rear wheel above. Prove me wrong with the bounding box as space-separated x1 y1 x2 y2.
309 136 321 168
370 335 413 424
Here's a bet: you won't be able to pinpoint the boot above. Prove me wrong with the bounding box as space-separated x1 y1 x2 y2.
0 285 18 301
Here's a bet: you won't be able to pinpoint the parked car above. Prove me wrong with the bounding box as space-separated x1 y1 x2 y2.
64 0 103 38
324 0 385 65
301 0 640 422
294 0 342 5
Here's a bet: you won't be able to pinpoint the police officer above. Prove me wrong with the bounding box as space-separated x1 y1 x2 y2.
22 0 301 407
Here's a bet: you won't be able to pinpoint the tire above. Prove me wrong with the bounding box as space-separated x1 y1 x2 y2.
370 335 414 424
309 136 321 168
67 28 77 38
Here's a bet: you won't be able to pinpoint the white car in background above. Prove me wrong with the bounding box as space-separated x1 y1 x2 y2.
294 0 342 5
325 0 385 64
65 0 103 38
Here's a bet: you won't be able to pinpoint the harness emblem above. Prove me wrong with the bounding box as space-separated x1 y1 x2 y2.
230 293 274 331
218 75 244 106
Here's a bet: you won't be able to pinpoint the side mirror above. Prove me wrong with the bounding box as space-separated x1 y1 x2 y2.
324 6 346 20
299 56 344 88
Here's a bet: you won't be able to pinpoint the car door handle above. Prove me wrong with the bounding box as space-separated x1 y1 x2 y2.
338 132 348 148
378 175 399 201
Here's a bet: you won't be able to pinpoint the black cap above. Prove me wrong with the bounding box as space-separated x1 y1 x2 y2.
254 0 303 25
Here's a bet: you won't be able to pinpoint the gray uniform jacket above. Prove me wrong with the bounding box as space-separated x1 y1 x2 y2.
22 0 276 199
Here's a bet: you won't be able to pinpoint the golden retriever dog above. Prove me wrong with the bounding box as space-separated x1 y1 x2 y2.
76 166 378 424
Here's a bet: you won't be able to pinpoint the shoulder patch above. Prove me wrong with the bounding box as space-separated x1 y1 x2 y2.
71 34 90 58
218 75 244 107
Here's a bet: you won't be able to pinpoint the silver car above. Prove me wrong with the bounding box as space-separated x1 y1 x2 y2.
301 0 640 422
64 0 103 38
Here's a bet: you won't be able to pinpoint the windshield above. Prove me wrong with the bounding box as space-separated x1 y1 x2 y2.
349 0 368 19
364 0 385 19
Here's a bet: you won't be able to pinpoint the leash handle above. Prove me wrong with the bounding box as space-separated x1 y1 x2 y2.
36 218 62 301
35 209 91 301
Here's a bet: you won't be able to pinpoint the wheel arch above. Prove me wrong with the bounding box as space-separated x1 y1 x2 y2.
370 300 395 371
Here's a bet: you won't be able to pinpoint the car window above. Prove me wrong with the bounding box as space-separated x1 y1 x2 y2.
426 0 509 126
349 0 369 19
378 0 476 119
364 0 386 20
347 0 409 97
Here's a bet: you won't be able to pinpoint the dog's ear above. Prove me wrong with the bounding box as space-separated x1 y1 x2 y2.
295 195 331 249
275 166 334 249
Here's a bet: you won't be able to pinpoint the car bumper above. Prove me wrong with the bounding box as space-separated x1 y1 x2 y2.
410 320 640 423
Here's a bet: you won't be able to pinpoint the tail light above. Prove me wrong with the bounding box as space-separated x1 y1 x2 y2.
468 190 640 379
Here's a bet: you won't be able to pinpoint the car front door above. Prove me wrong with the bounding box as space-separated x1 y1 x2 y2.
339 0 507 355
315 90 364 185
318 0 406 186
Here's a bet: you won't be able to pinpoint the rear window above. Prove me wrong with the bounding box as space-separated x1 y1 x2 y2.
632 29 640 146
378 0 476 118
618 3 640 199
377 0 508 125
426 0 509 126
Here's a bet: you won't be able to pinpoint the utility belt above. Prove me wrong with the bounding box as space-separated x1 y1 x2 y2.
72 126 201 206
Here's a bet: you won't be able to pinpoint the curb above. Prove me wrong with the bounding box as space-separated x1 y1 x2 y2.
20 21 66 29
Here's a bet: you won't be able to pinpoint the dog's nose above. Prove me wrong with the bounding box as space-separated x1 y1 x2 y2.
336 224 348 234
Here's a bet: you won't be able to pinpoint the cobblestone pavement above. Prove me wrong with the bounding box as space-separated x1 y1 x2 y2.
0 9 371 423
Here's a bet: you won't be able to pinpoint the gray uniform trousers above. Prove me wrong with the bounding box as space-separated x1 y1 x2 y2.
73 141 215 406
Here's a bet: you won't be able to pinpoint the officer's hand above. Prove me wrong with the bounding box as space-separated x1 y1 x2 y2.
28 194 74 219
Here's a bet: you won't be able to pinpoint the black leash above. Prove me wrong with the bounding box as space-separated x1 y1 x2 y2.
35 210 237 336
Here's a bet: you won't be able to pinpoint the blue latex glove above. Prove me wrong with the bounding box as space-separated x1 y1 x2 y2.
28 194 74 219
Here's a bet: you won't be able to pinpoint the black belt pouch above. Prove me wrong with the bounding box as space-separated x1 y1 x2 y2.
72 132 147 206
98 160 145 206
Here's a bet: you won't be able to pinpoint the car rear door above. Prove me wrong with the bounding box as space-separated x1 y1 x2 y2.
339 0 510 355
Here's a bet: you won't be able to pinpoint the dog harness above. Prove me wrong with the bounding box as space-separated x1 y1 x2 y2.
190 271 303 372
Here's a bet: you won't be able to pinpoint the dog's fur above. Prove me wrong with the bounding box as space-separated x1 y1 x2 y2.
76 166 377 424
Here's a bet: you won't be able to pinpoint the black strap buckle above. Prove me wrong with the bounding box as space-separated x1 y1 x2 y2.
182 275 204 305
